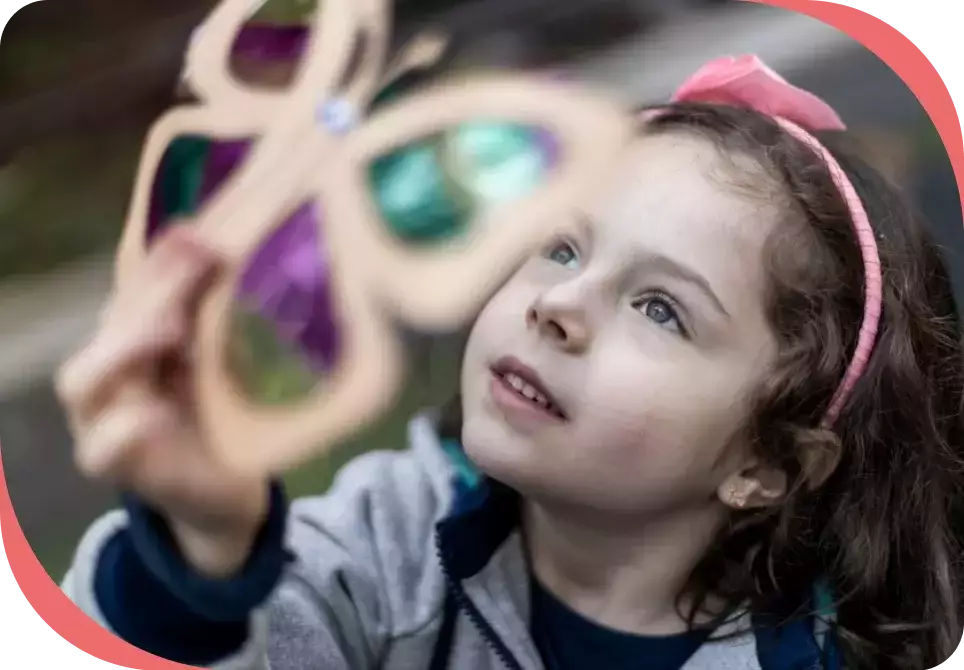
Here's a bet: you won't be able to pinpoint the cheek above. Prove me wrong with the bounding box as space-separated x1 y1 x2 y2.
466 278 532 348
575 339 757 469
461 281 530 390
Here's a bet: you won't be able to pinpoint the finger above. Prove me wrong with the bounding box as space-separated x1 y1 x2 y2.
118 226 223 326
74 387 174 480
145 223 218 268
58 234 223 415
56 308 188 421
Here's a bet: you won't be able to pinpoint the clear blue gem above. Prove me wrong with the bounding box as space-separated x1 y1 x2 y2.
317 98 357 135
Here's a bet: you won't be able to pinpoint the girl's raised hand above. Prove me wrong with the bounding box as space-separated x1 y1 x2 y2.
56 226 270 578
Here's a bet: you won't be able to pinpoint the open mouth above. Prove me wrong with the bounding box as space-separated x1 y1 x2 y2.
491 356 567 420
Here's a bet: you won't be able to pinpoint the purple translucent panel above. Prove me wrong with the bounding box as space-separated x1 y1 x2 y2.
200 140 251 201
231 23 310 62
237 203 340 372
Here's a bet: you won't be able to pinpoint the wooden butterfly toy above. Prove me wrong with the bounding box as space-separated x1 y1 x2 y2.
115 0 635 476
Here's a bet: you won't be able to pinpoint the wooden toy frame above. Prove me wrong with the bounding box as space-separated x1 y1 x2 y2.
115 0 635 476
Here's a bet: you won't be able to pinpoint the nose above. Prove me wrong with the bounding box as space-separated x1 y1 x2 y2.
526 289 592 354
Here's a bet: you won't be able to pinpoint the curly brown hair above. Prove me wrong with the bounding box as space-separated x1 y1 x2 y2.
637 102 964 669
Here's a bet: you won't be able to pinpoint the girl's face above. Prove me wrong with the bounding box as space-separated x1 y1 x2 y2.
460 132 781 515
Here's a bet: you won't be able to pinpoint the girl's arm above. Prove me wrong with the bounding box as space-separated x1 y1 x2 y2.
61 446 450 670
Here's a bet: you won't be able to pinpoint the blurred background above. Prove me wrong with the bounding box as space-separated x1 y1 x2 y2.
0 0 960 582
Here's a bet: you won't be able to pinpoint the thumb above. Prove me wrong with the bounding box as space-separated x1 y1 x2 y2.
113 226 225 353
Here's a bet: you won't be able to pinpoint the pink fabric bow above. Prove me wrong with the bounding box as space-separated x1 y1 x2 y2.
671 55 847 132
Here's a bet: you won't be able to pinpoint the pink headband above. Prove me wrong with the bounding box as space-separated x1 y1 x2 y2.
655 55 883 428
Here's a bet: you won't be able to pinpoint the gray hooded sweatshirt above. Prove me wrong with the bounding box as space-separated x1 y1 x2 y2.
60 412 836 670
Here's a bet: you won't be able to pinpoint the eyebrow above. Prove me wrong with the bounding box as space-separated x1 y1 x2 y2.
641 252 731 320
575 214 731 320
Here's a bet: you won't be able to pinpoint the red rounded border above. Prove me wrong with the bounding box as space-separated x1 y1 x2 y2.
1 1 962 668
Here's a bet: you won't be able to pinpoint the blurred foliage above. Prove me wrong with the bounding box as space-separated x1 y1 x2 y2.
0 129 142 279
0 13 119 96
0 0 201 100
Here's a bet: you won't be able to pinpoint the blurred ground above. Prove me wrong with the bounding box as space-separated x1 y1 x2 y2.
0 1 960 582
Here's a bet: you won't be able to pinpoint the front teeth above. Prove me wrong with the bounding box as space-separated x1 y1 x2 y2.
504 372 551 408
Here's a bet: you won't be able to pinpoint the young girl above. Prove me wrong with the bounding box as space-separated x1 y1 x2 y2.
57 55 964 670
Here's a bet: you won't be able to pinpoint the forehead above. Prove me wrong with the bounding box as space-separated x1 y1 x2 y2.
586 132 779 287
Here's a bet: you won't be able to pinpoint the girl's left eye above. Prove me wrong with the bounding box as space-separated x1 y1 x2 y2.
633 293 687 337
545 240 579 269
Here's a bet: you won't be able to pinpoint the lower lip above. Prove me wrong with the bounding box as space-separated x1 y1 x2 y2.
489 372 566 426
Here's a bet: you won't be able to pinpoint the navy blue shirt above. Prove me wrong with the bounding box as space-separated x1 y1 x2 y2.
530 578 712 670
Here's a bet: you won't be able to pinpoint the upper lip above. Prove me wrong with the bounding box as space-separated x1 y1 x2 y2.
490 355 568 419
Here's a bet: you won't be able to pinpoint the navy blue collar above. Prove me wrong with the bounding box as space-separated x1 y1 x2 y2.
436 476 521 580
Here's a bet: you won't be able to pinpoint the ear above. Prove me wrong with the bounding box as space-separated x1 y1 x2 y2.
717 462 788 511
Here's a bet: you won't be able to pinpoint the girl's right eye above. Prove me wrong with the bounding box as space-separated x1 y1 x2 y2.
544 240 579 269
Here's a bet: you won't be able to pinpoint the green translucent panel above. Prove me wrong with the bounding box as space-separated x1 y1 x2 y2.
446 124 552 202
158 136 211 217
370 142 471 242
147 135 215 243
369 122 554 244
228 310 320 405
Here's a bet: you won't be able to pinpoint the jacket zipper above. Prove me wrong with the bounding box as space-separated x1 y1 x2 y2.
436 536 525 670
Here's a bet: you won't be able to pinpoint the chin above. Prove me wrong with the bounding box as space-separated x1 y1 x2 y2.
463 414 527 477
460 414 552 495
